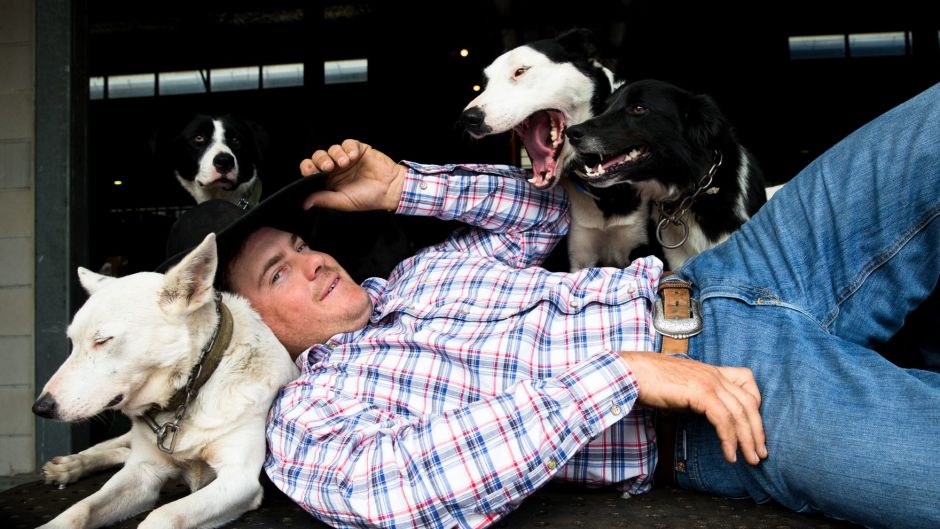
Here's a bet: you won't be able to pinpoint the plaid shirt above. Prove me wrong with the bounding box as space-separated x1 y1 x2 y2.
265 162 664 529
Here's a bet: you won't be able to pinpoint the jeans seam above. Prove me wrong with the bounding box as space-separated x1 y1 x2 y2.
829 202 940 326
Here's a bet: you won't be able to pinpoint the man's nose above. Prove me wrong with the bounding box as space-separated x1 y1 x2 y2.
301 252 324 281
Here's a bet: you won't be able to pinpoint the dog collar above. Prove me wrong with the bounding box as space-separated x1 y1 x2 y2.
141 292 234 453
235 176 263 210
655 150 723 249
572 178 601 200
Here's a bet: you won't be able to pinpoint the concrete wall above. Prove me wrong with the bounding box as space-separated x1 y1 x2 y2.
0 0 36 476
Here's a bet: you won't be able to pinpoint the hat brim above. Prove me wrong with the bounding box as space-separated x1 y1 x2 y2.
156 173 327 275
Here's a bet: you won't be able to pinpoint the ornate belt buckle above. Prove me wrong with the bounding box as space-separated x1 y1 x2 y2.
653 277 704 340
653 297 703 339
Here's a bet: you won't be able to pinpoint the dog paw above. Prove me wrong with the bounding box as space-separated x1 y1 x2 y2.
42 455 87 486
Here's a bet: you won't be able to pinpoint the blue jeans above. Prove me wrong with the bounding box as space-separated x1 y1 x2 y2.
671 83 940 529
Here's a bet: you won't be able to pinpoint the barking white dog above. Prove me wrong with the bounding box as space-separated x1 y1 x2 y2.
459 28 651 271
32 234 298 529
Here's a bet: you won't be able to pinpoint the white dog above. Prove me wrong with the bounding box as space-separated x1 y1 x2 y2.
32 233 298 529
459 28 650 271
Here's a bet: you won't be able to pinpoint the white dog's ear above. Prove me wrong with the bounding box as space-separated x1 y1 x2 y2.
160 233 218 316
77 266 114 295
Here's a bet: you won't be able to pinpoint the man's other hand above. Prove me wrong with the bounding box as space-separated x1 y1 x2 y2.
619 351 768 466
299 139 405 213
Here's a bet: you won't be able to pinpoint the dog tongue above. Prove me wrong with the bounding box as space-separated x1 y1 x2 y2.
520 112 556 186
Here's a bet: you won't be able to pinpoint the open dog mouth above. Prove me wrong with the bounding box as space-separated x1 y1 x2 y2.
514 110 566 189
579 145 651 183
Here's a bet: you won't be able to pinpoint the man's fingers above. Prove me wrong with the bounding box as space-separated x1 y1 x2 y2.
703 402 740 463
726 366 762 407
327 144 351 168
698 372 766 465
714 384 762 465
721 367 767 460
302 150 335 175
340 139 365 160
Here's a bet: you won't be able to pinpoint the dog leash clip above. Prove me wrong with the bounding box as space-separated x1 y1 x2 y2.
156 421 181 454
141 406 184 454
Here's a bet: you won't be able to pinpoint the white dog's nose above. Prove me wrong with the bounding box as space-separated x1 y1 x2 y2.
32 393 58 419
458 107 491 136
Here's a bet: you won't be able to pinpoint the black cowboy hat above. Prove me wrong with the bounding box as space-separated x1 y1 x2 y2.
157 174 328 276
157 174 418 284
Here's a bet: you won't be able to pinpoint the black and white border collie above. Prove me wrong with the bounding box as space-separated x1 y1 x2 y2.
171 114 266 208
566 79 768 269
459 28 651 271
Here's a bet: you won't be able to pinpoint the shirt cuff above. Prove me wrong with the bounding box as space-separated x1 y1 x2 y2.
553 350 640 438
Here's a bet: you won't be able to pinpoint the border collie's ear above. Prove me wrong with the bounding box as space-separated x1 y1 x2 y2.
683 93 729 153
555 27 600 60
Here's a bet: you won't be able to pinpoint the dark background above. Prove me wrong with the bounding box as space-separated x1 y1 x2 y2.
84 0 940 275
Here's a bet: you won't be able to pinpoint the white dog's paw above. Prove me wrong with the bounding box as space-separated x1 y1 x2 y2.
42 455 88 486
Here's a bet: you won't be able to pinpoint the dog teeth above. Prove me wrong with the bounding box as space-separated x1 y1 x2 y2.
585 163 606 177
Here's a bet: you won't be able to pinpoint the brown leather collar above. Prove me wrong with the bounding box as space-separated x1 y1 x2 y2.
141 295 234 453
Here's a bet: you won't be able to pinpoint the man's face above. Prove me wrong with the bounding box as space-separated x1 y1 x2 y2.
228 227 372 357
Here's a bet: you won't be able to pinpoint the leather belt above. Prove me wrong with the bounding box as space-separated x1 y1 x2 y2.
652 274 701 487
653 275 702 354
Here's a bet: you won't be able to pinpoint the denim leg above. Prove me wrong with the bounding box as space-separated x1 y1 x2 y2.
672 83 940 529
682 82 940 347
681 299 940 529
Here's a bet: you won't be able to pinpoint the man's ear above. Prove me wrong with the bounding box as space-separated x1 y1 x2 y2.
159 233 218 316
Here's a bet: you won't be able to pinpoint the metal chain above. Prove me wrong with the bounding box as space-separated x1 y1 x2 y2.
656 150 723 249
144 292 223 454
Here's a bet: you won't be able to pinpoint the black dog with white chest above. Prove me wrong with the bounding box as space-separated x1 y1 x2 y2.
566 79 767 270
170 114 267 208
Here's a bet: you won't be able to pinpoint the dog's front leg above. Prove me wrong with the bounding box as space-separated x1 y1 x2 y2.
38 455 177 529
42 431 132 486
139 428 265 529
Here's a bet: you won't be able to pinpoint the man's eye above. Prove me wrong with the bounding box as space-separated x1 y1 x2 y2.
271 269 283 284
296 242 307 253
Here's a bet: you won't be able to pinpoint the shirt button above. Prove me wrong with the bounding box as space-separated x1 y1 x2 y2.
568 300 580 310
546 458 558 470
627 281 637 294
407 305 416 311
611 404 622 416
419 182 429 190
